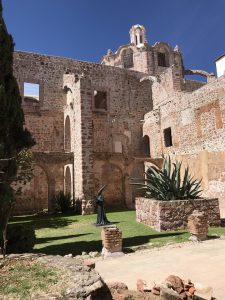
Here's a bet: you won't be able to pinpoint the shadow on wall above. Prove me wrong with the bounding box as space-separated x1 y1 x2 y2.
32 231 186 256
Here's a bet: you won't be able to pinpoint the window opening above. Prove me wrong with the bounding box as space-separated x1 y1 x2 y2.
122 49 134 69
164 127 173 147
94 91 107 110
158 52 167 67
24 82 40 102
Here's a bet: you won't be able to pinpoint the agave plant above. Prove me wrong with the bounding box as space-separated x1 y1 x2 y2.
131 156 202 200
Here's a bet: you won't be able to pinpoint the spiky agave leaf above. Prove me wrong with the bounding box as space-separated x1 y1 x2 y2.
130 156 202 201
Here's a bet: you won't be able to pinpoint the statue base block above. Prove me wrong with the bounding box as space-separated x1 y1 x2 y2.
101 247 124 259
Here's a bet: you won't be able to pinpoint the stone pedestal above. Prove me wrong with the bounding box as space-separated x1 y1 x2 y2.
188 210 208 241
101 225 124 258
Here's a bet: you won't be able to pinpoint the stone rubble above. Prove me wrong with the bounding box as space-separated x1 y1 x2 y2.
0 252 216 299
36 255 113 300
136 278 148 292
135 274 213 300
0 253 112 300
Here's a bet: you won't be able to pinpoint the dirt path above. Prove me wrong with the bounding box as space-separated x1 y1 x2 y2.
96 238 225 299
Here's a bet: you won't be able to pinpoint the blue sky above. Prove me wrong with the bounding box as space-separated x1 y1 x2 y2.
2 0 225 74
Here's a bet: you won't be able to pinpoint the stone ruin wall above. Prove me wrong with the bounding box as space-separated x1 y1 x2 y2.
143 70 225 216
13 46 225 216
102 41 183 77
13 51 153 213
136 197 221 231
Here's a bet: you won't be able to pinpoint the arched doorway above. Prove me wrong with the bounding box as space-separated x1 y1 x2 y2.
142 135 151 157
65 165 72 195
33 165 49 211
100 163 124 207
64 116 71 152
13 165 49 214
130 162 145 204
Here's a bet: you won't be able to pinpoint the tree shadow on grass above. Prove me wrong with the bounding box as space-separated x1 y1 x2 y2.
36 233 93 245
9 214 76 230
32 231 186 256
106 208 135 213
123 231 186 248
33 240 102 256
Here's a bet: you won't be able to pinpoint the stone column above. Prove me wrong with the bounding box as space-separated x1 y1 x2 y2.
48 178 55 212
63 74 95 215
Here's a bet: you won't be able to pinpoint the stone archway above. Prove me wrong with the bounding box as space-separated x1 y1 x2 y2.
142 135 151 157
100 163 124 207
130 161 145 205
14 165 49 214
32 165 49 211
65 165 72 195
64 115 71 152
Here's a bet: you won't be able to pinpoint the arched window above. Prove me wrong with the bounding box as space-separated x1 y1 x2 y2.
157 48 169 67
122 48 134 69
64 116 71 152
142 135 151 157
66 89 73 106
163 127 172 147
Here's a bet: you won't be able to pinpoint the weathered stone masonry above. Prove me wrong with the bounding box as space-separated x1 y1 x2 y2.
13 24 225 216
136 197 220 231
13 45 153 214
143 67 225 214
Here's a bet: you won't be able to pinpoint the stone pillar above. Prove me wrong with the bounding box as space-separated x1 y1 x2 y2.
101 225 124 258
63 74 95 215
172 64 183 92
78 77 95 214
188 210 208 241
48 178 55 212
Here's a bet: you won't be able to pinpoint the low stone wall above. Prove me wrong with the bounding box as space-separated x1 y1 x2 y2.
136 197 221 231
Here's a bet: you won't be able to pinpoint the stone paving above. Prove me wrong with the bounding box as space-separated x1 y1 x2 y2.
96 238 225 299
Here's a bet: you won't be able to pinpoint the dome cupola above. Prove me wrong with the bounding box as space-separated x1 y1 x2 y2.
129 24 147 47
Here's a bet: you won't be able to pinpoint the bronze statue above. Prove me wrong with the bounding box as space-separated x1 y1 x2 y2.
96 185 110 226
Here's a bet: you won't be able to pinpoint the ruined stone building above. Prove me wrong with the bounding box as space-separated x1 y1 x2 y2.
13 25 225 215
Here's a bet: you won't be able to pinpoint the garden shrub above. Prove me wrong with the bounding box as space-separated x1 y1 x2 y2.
0 223 36 253
55 191 72 213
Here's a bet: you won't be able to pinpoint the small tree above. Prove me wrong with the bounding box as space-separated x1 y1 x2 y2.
0 1 35 259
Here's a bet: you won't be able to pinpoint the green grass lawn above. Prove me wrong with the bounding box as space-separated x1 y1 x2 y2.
0 260 59 299
10 210 225 256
